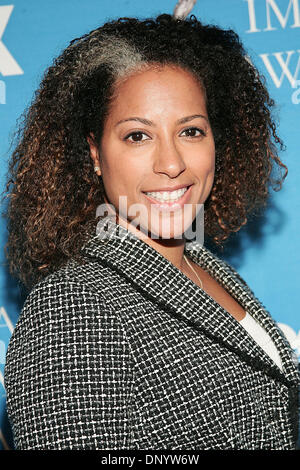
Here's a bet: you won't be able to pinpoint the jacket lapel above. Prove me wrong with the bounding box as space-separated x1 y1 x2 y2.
81 216 299 386
185 241 299 385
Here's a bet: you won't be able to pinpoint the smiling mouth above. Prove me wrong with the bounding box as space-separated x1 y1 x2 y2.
143 186 191 203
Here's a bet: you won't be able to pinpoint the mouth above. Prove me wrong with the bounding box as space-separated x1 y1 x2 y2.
142 185 193 209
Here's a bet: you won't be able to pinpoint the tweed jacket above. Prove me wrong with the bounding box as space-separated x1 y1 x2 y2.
5 215 300 450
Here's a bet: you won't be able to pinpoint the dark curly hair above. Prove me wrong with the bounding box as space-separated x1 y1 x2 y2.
1 13 287 290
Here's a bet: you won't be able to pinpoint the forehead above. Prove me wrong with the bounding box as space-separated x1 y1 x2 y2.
108 65 206 116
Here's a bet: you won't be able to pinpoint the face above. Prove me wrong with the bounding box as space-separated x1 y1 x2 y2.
89 65 215 243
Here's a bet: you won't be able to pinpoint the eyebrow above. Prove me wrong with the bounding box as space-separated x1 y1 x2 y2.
115 114 208 127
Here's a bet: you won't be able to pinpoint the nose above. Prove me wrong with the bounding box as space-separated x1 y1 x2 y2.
152 137 186 178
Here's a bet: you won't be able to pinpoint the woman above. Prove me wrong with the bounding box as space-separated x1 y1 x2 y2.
3 13 299 450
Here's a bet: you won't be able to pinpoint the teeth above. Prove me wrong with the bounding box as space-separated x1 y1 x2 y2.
145 187 188 202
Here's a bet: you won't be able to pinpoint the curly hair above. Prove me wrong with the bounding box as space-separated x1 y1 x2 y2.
1 13 287 290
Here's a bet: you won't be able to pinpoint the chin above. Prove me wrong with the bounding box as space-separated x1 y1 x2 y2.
134 211 195 241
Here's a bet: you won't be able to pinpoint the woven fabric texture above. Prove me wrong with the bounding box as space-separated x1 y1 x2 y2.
4 216 300 449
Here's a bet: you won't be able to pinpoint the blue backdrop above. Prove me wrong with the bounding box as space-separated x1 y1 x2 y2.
0 0 299 450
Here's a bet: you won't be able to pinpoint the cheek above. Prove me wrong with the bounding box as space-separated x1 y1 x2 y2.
194 155 215 176
192 138 215 169
205 149 216 174
101 154 141 201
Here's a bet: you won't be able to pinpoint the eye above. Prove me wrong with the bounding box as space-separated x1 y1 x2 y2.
180 127 206 138
124 131 151 143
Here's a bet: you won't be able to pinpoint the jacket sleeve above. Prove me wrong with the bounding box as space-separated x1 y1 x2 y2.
4 277 134 450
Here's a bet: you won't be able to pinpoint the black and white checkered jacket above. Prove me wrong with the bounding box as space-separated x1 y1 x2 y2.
5 216 300 450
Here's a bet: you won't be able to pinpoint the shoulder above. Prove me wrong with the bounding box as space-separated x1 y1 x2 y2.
5 266 131 387
17 252 124 322
12 267 108 332
4 268 134 450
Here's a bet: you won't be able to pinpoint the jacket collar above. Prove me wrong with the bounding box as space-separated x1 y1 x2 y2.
81 215 299 386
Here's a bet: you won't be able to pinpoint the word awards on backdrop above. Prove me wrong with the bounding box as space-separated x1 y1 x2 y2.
244 0 300 102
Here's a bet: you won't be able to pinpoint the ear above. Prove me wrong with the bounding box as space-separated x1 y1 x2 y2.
87 133 101 177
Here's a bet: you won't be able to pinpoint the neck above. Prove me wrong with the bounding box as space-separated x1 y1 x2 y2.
115 213 186 270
